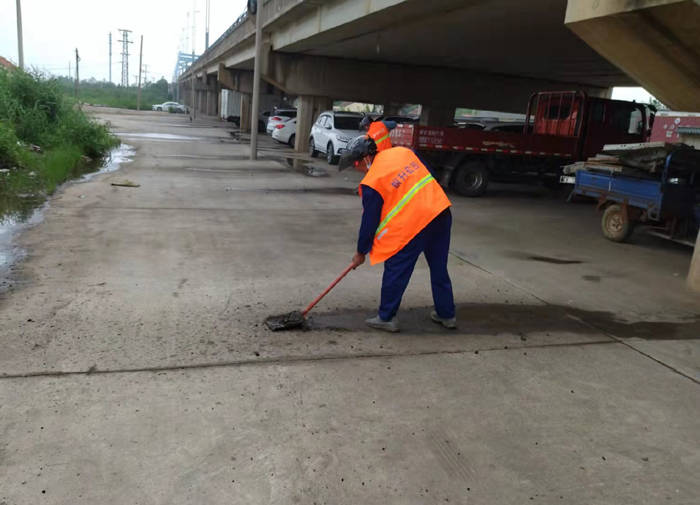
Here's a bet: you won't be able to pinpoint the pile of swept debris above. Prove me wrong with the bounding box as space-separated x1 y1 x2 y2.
563 142 694 179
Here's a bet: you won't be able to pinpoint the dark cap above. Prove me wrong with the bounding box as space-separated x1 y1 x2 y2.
338 136 378 171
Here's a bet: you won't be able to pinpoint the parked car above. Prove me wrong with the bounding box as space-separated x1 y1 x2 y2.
152 102 186 113
266 109 298 134
309 111 365 165
272 118 297 147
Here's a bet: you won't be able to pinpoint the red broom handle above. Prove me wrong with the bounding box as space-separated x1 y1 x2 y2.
302 263 355 317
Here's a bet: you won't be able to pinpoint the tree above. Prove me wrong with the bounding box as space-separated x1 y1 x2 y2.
152 77 168 96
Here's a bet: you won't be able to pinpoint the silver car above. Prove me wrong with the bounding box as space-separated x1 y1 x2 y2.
152 102 187 113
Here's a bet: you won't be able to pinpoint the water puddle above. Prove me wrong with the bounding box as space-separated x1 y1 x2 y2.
117 133 203 141
0 144 134 288
224 187 356 196
157 154 243 160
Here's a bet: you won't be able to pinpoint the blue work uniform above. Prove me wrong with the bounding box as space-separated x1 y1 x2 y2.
357 158 455 321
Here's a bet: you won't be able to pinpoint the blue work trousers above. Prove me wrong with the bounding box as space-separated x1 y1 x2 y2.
379 209 455 321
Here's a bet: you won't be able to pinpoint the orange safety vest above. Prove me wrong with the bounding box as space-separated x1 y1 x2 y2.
367 121 393 151
360 147 451 265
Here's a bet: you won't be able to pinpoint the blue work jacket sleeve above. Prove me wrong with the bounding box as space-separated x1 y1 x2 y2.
357 184 384 255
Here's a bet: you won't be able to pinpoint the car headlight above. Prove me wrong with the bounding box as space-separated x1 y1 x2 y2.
336 135 352 143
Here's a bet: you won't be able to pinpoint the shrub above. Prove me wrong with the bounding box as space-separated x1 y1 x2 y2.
0 69 119 196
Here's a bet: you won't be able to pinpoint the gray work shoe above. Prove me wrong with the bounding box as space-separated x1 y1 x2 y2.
431 311 457 329
365 315 400 333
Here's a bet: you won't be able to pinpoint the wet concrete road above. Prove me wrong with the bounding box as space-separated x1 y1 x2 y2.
1 108 699 504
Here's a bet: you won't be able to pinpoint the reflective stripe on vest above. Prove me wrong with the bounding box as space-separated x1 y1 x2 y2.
376 132 391 145
375 173 435 237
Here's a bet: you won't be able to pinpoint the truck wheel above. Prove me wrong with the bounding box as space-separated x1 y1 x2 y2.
453 161 489 197
602 204 635 243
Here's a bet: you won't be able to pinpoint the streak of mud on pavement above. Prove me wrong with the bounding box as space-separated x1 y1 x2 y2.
304 303 700 341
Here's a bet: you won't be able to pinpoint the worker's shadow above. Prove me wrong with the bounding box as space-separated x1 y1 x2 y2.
309 302 700 341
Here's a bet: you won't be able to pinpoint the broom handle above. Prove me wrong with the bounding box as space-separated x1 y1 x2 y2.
302 263 355 317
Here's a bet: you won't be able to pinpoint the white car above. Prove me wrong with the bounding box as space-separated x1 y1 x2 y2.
309 111 365 165
266 109 297 134
152 102 186 113
271 118 297 146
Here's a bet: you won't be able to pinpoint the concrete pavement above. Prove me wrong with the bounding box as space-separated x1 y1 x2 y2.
1 108 699 504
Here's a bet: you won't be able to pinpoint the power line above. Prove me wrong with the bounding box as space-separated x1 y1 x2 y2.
118 28 133 87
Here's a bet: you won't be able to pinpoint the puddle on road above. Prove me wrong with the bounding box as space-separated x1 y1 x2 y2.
0 144 134 287
157 154 248 160
224 187 356 196
266 156 329 178
117 132 203 141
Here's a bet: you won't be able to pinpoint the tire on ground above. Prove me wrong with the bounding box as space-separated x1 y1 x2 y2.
453 160 489 197
601 204 635 243
327 142 338 165
309 137 319 157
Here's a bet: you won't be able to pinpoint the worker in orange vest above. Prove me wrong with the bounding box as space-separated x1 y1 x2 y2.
359 116 397 152
339 136 456 332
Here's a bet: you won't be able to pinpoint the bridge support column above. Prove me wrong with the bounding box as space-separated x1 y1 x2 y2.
689 234 700 293
240 93 252 134
420 103 456 127
217 83 223 118
206 90 214 116
294 95 332 153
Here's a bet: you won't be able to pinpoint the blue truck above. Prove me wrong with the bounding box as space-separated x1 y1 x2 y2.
571 148 700 245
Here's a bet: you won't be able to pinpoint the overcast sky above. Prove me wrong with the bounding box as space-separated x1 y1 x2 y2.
1 0 248 82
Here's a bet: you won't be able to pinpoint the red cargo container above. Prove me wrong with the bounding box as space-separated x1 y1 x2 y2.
651 112 700 144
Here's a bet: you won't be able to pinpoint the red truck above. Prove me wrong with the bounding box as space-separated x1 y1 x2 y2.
389 91 656 197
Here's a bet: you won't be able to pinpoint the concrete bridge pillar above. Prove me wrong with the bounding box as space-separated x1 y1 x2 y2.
206 88 215 116
294 95 332 153
420 103 456 127
689 235 700 293
240 93 253 134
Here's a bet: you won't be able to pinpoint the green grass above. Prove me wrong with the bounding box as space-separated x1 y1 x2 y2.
0 69 120 203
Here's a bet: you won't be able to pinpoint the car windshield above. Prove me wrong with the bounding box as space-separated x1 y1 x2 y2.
334 116 363 130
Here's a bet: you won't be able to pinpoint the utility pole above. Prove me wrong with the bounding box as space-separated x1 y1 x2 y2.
16 0 24 69
250 0 263 160
109 32 112 83
137 36 144 110
143 64 149 84
205 0 211 51
118 29 133 87
75 49 80 98
69 60 71 79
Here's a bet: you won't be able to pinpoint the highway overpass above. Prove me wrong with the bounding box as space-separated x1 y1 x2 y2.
178 0 700 290
179 0 632 142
